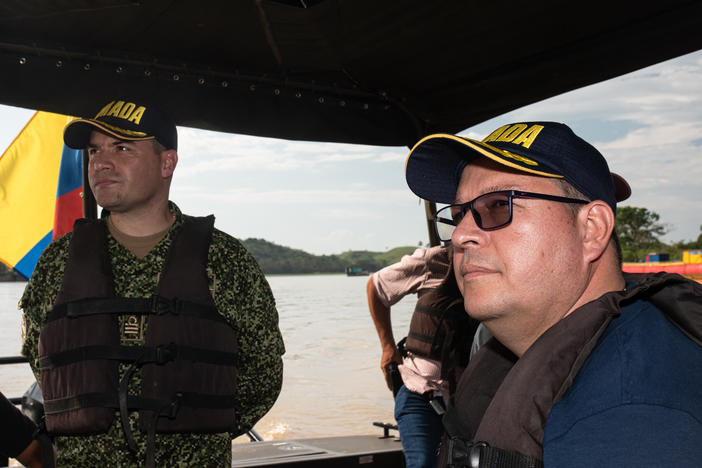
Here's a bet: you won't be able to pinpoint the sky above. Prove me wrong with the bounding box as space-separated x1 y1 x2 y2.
1 50 701 255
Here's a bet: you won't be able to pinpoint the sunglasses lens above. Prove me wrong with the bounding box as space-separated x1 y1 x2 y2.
473 192 511 229
434 192 513 239
434 206 457 241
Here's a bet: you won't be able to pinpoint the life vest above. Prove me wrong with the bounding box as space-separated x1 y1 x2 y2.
404 281 480 397
440 272 702 468
37 216 240 445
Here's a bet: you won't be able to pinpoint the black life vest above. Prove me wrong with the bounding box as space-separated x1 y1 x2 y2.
404 280 480 398
37 216 240 443
440 273 702 468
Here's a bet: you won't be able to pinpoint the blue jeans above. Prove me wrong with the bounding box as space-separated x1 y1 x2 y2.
394 384 444 468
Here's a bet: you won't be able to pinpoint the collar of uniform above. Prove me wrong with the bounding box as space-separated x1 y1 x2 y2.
167 200 185 232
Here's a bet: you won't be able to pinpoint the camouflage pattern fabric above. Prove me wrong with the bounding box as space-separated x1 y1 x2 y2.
21 202 285 467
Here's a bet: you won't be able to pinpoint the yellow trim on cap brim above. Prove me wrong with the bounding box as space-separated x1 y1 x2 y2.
407 133 564 179
66 119 153 141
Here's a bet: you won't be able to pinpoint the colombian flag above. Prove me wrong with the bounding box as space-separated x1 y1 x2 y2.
0 111 83 279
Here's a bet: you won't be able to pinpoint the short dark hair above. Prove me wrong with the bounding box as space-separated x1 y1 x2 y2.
552 178 622 266
552 178 588 219
152 139 167 154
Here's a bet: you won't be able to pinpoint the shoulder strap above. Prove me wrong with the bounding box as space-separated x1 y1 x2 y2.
157 215 215 305
55 218 113 304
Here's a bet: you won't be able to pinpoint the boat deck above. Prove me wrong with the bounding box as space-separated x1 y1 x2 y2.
231 435 404 467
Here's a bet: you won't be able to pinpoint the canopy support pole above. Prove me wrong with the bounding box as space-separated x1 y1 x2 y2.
424 200 439 247
82 150 97 220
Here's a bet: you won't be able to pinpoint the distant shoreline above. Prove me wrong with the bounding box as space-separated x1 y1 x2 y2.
0 240 419 280
0 274 25 283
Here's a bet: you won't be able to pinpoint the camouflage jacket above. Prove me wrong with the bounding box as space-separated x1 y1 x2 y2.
21 202 285 467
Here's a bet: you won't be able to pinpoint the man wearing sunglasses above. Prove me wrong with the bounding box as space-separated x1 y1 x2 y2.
405 122 702 467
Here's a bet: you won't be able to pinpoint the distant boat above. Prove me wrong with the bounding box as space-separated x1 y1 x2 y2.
346 266 370 276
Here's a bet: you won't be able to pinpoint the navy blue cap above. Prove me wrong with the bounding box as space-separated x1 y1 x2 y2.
64 98 177 150
405 122 630 213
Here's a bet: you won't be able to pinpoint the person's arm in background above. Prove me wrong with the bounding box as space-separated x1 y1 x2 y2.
0 392 43 468
15 440 43 468
367 276 402 391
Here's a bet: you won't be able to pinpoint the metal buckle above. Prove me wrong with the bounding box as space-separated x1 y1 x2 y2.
168 392 183 419
447 438 489 468
150 296 168 315
150 296 181 315
469 441 488 468
154 343 177 364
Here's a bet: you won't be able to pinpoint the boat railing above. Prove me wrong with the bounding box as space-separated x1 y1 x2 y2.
372 421 399 439
0 355 28 405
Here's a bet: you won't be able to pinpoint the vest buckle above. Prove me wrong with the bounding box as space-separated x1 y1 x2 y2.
150 296 182 315
168 392 183 419
154 343 178 364
447 438 489 468
469 441 488 468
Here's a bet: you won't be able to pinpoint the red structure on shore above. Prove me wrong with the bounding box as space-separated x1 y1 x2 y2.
623 250 702 283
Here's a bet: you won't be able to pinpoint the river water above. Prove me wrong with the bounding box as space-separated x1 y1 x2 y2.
0 274 413 443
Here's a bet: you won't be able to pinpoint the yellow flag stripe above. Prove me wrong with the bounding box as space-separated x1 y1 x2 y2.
0 111 74 268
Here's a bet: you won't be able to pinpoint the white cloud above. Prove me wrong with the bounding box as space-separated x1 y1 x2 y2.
175 126 406 176
172 186 412 205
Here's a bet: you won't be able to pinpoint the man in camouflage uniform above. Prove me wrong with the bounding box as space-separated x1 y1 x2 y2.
20 98 285 467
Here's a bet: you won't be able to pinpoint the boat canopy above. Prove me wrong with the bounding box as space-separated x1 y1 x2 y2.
2 0 702 147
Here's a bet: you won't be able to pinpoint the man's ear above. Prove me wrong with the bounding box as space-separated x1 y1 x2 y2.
161 150 178 177
579 201 615 263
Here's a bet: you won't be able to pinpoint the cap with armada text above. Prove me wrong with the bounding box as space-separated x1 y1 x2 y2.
63 98 177 150
405 121 631 213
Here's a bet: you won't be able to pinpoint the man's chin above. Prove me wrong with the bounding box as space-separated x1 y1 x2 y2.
462 296 503 322
95 201 123 213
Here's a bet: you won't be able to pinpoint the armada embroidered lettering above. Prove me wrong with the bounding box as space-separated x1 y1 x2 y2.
94 101 146 124
484 124 544 149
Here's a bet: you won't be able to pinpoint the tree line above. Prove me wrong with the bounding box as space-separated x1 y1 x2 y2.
616 206 701 262
0 239 417 279
240 238 417 274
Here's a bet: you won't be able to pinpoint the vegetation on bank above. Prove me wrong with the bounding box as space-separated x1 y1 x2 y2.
241 238 417 274
0 263 24 281
615 206 702 262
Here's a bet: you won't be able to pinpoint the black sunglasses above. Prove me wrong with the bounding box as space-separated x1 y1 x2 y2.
434 190 589 241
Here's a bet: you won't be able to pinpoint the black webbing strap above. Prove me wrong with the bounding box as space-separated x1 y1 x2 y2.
37 431 55 468
32 419 55 468
42 387 239 468
44 392 161 414
397 337 408 358
46 296 223 323
119 361 141 453
141 391 240 468
446 439 543 468
38 344 237 370
43 391 238 415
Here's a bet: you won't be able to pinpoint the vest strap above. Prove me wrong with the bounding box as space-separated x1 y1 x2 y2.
38 343 237 370
43 391 239 415
446 439 543 468
47 296 222 323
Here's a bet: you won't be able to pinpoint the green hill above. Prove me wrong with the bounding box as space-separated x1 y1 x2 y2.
0 263 24 281
1 239 419 279
241 238 418 275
